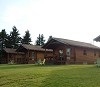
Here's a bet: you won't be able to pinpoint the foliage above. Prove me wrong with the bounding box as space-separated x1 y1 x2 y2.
36 34 41 45
0 29 8 48
0 26 48 48
0 29 8 58
0 65 100 87
48 35 52 41
36 34 45 46
9 26 22 48
41 34 45 45
22 30 31 44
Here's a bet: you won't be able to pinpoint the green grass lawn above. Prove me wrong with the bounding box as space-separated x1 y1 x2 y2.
0 64 100 87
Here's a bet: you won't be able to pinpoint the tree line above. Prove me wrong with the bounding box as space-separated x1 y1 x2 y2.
0 26 48 49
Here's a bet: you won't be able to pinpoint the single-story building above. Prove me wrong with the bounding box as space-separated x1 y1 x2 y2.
42 37 100 64
1 48 25 64
1 44 53 64
16 44 53 64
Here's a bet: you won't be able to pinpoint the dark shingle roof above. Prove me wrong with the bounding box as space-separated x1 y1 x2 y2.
43 37 100 49
3 48 24 54
3 48 17 53
54 37 100 49
21 44 52 51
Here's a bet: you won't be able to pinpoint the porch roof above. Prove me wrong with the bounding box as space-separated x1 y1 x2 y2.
3 48 17 54
42 37 100 50
17 44 53 52
3 48 24 54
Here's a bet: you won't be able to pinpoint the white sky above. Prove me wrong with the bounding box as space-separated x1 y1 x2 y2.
0 0 100 46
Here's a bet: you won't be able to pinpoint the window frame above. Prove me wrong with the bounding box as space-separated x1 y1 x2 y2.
83 50 87 55
66 48 71 56
32 52 35 59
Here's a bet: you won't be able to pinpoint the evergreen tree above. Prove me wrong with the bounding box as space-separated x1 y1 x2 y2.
10 26 21 48
5 34 14 48
41 34 45 45
36 34 45 46
22 30 31 44
36 34 41 45
0 29 8 48
0 29 8 58
48 36 52 41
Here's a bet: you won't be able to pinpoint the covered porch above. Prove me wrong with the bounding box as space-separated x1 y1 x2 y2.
43 38 75 64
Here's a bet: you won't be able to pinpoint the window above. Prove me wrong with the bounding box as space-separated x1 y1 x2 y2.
32 52 34 59
66 48 71 56
83 50 87 55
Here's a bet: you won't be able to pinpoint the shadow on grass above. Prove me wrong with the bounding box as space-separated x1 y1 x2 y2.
38 65 100 87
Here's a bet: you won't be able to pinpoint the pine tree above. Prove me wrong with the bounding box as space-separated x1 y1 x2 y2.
48 36 52 41
36 34 45 46
5 34 12 48
36 34 41 45
22 30 31 44
41 34 45 45
0 29 8 48
10 26 21 48
0 29 8 58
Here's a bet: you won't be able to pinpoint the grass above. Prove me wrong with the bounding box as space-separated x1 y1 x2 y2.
0 64 100 87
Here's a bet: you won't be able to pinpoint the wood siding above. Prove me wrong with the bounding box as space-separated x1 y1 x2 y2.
75 47 100 64
52 44 100 64
24 50 53 64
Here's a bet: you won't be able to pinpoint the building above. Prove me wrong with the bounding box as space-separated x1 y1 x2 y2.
1 48 25 64
1 44 53 64
42 37 100 64
17 44 53 64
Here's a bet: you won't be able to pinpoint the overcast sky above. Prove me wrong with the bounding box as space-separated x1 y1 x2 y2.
0 0 100 46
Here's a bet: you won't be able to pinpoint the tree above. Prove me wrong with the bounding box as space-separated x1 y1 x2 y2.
0 29 8 58
41 34 45 45
94 35 100 42
22 30 31 44
48 36 52 41
5 34 13 48
36 34 41 46
10 26 21 48
0 29 8 48
36 34 45 46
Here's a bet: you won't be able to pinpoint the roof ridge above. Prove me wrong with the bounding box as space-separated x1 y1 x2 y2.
53 37 92 45
52 37 100 49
